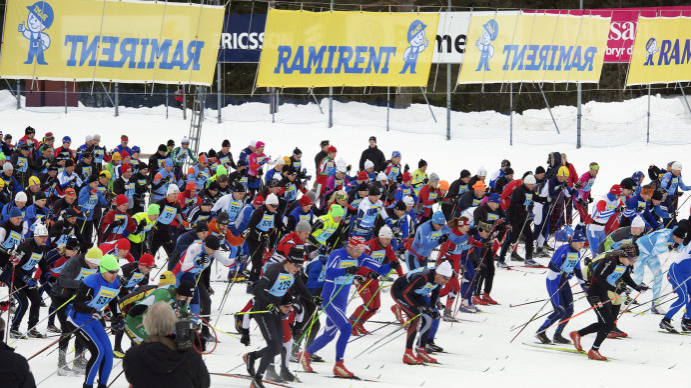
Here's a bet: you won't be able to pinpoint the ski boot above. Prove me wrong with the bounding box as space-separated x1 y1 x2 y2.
310 353 325 362
510 251 524 262
535 331 551 344
660 318 678 333
243 352 257 376
250 374 267 388
58 349 77 376
534 247 550 259
27 328 46 338
482 293 498 305
113 348 125 358
297 351 313 372
553 332 571 344
497 260 509 269
280 367 300 382
651 302 667 315
73 355 88 375
333 360 355 378
403 349 422 365
587 348 607 361
416 347 438 363
681 318 691 332
569 331 583 351
426 340 444 353
611 326 628 338
459 302 480 314
524 257 541 266
443 308 454 321
391 304 406 324
10 329 26 339
47 324 61 334
471 295 488 306
264 365 283 382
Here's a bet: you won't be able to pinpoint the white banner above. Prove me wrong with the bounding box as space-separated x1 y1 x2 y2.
432 11 518 64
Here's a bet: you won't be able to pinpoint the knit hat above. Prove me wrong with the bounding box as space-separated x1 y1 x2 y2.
477 167 488 176
296 221 311 233
216 212 230 225
358 171 369 181
222 139 231 148
535 166 546 175
204 235 220 250
673 226 687 239
403 196 415 207
652 189 664 201
377 172 388 182
196 221 209 233
65 237 80 251
62 136 72 143
620 178 634 191
9 207 21 219
329 204 344 218
88 174 99 184
436 261 453 278
34 192 46 201
65 208 78 219
286 247 306 264
34 224 48 237
305 191 317 203
431 211 446 224
368 186 381 196
100 170 111 179
505 167 514 176
147 204 160 216
158 144 167 153
85 247 103 265
557 166 570 178
429 173 440 183
165 158 174 167
293 147 302 155
181 137 190 145
378 226 393 239
327 146 337 153
176 280 196 297
115 194 129 207
418 159 428 168
488 193 501 204
158 271 177 286
402 172 412 182
439 180 449 191
120 164 131 174
524 175 536 185
357 183 369 192
460 169 471 179
347 236 367 250
15 192 27 202
364 160 374 169
167 139 175 147
138 254 156 268
99 255 119 274
631 216 645 228
394 201 407 211
120 150 130 159
253 195 265 206
299 195 313 207
65 159 75 168
167 184 180 195
116 238 131 251
571 230 587 243
93 134 101 141
266 193 279 205
3 163 13 172
111 152 121 161
65 188 77 198
185 182 197 191
472 181 487 191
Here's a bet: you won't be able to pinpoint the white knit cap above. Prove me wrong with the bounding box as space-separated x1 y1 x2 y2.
167 184 180 195
364 160 374 169
266 193 279 205
631 216 645 228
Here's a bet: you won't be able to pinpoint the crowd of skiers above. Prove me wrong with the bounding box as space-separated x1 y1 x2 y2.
0 127 690 387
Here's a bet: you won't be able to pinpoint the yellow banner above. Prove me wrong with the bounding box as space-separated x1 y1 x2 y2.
626 17 691 86
0 0 224 85
257 10 439 88
457 13 610 84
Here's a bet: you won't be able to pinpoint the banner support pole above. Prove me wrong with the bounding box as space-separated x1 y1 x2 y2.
446 0 451 140
387 86 390 131
16 80 20 110
420 87 437 123
679 82 691 119
539 84 559 134
510 83 513 146
647 84 651 144
577 0 583 149
328 0 334 128
114 82 119 117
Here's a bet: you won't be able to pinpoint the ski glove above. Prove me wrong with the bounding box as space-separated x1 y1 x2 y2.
312 295 323 306
91 311 105 321
636 283 650 292
389 260 401 270
112 315 126 333
22 275 37 288
345 266 359 275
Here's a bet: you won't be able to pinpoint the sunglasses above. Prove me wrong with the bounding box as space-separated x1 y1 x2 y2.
267 203 278 207
590 164 600 170
107 270 118 275
143 266 154 269
442 275 450 280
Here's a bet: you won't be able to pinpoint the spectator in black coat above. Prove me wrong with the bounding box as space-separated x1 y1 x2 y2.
313 140 330 171
359 136 386 172
124 302 210 388
0 317 36 388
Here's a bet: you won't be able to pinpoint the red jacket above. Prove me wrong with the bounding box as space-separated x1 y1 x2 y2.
357 238 404 277
418 184 441 217
100 209 136 244
98 242 135 263
276 232 307 258
500 179 522 211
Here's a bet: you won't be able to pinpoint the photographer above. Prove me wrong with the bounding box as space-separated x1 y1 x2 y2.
124 302 210 388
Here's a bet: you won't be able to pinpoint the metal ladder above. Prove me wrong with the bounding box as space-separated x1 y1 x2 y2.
186 85 207 171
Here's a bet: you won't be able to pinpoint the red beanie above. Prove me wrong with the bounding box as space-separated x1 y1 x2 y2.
115 194 128 207
138 253 155 267
253 195 265 207
120 164 131 174
186 182 197 191
120 150 130 158
299 195 313 207
116 238 130 251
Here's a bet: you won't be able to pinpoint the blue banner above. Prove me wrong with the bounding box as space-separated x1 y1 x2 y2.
218 14 266 63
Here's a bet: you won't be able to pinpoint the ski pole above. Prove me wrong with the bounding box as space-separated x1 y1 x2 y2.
509 278 571 343
509 293 587 331
551 294 620 328
10 294 75 344
354 313 420 358
107 368 125 388
0 283 28 301
347 319 397 344
27 318 95 361
351 269 395 323
633 270 691 316
616 251 674 321
510 288 583 308
6 262 15 343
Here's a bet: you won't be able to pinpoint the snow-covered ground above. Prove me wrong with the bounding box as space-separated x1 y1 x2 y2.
1 93 691 387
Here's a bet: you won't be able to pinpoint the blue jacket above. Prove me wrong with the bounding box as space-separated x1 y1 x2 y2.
624 193 658 229
77 186 109 221
409 220 451 257
547 244 585 284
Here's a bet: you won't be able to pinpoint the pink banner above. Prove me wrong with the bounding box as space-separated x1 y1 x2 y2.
525 7 691 63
